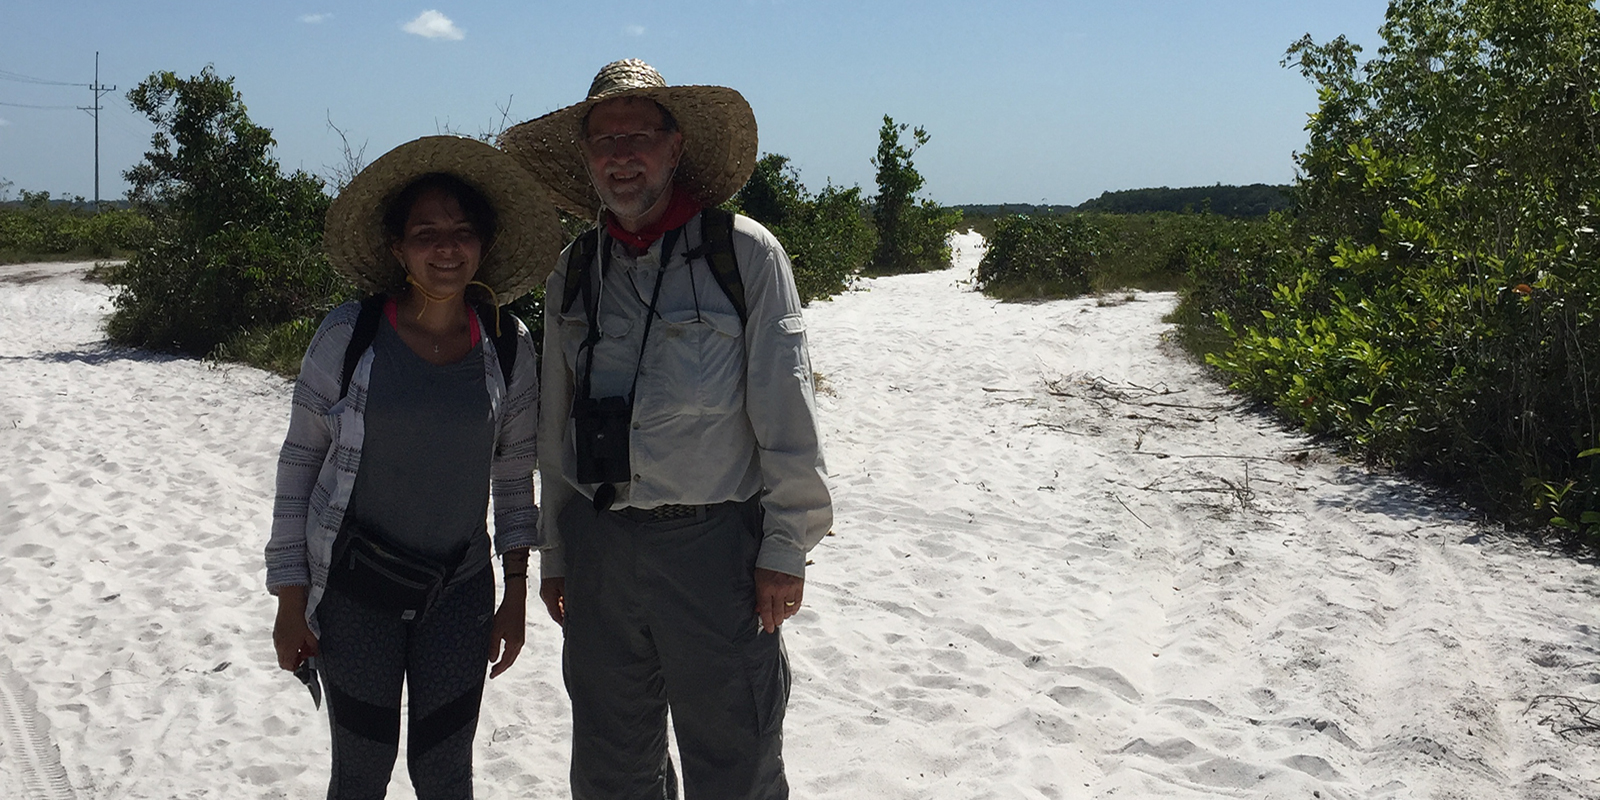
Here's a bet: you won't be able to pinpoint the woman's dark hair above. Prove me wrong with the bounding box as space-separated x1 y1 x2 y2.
383 173 497 251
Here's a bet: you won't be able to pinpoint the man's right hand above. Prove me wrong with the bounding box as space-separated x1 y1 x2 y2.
539 577 566 626
272 586 320 671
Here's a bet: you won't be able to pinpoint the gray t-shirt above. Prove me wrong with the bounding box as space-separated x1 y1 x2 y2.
346 319 494 583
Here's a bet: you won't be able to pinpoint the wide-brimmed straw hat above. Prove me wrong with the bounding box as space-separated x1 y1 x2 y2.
324 135 563 301
497 59 758 217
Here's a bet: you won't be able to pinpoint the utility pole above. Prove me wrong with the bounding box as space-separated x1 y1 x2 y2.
77 52 115 209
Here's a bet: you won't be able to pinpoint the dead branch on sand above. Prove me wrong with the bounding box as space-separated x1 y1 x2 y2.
1110 493 1153 530
1527 695 1600 744
1044 374 1238 413
1130 452 1281 462
1022 422 1087 436
1136 466 1257 510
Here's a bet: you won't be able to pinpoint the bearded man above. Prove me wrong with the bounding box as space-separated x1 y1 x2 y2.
500 59 832 800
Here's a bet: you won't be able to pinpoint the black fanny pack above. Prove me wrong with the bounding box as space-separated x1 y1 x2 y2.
329 521 464 621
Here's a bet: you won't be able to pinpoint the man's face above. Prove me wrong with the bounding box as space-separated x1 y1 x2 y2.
581 97 683 224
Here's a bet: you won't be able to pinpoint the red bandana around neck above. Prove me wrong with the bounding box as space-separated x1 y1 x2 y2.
605 186 703 250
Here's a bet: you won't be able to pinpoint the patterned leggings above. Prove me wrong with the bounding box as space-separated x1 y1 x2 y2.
316 566 494 800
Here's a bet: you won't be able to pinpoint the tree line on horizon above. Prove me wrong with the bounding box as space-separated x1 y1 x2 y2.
955 183 1291 220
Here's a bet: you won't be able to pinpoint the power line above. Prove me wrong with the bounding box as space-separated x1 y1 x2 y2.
1 57 122 205
0 100 79 109
0 68 87 87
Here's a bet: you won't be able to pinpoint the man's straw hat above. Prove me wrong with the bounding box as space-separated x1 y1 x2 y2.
324 135 563 301
498 59 758 217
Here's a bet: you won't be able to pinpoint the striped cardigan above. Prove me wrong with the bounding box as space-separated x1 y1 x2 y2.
263 300 541 632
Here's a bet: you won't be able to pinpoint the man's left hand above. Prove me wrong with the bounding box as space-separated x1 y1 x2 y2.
754 568 804 634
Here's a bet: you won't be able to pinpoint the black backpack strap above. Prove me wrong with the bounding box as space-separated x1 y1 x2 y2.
560 228 601 316
340 294 387 400
682 207 746 326
473 303 522 388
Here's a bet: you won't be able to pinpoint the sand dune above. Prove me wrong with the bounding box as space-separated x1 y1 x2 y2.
0 236 1596 798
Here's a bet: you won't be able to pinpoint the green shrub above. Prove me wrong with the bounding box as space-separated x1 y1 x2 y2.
735 154 876 303
1182 0 1600 542
773 183 876 302
976 215 1099 299
108 67 350 357
1166 213 1297 326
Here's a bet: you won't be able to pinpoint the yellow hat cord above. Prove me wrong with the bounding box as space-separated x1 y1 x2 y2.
404 274 461 319
402 276 503 338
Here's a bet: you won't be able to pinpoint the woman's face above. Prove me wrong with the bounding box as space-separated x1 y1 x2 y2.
390 186 483 297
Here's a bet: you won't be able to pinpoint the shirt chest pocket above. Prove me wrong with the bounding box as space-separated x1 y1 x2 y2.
644 308 745 418
557 310 640 398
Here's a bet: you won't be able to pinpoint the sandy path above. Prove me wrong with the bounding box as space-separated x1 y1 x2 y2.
0 244 1596 799
790 234 1600 799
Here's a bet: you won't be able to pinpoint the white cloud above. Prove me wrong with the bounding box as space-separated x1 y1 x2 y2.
625 24 646 37
403 10 464 40
0 117 11 127
299 13 331 23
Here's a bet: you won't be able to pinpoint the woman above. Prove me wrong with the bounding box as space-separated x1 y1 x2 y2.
264 136 562 798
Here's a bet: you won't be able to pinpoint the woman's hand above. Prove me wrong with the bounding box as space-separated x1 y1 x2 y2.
273 586 320 671
487 578 528 679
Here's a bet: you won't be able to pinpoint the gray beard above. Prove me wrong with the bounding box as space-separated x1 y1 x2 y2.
598 176 671 223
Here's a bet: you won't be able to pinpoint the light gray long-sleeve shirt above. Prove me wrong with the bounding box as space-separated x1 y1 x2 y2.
265 299 541 634
539 212 832 579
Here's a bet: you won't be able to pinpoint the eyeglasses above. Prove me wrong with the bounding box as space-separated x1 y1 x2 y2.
582 128 670 156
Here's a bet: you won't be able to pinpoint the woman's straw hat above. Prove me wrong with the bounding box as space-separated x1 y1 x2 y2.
497 59 758 217
324 135 563 301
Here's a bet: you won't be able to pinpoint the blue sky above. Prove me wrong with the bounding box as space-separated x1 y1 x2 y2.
1 1 1390 206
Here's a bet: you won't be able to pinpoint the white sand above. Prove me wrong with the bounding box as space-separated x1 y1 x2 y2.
1 236 1596 799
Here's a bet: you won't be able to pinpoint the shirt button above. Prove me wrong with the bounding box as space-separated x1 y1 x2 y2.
633 474 642 481
632 423 641 430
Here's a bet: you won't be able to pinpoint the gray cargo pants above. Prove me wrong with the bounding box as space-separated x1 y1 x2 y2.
559 496 791 800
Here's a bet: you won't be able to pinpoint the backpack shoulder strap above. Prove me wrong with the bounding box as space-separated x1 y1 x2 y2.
474 303 521 388
683 207 746 326
559 228 601 316
340 294 387 400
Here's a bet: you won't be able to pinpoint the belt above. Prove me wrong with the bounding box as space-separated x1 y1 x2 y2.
611 504 707 523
